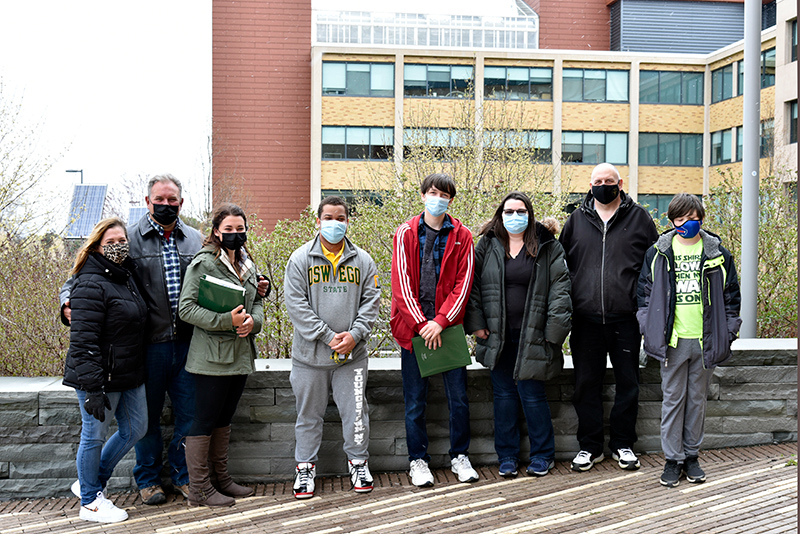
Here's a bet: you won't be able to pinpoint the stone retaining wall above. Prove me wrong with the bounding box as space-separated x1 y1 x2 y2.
0 339 795 500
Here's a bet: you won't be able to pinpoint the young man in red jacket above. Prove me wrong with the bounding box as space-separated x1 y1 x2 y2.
390 173 477 487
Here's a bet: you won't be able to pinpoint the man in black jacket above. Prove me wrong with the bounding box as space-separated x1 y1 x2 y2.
559 163 658 472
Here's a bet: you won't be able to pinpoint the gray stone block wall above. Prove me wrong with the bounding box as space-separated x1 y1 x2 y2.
0 339 796 500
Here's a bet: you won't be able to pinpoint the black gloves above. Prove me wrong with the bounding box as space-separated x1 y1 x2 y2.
84 391 111 422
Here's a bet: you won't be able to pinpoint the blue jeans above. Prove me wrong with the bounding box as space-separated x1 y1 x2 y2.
491 339 554 464
401 347 470 462
76 385 147 505
133 341 195 489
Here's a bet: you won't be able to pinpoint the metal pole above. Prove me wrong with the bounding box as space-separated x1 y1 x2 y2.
739 0 761 338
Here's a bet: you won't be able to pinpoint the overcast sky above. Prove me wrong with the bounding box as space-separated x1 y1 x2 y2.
0 0 517 226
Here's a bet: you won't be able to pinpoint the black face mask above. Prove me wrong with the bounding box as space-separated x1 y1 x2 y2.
151 203 180 226
591 183 620 205
220 232 247 251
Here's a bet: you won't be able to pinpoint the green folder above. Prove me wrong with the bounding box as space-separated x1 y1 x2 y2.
197 274 245 313
412 324 472 378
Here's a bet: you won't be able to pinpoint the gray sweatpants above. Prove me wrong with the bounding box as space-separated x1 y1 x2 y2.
660 337 714 461
290 358 369 463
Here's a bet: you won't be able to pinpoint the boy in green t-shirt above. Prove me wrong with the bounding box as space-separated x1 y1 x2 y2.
637 193 741 488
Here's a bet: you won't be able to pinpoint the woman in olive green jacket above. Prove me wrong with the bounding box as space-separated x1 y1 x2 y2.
178 203 265 508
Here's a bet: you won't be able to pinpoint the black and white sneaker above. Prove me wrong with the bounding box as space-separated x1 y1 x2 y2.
660 460 682 488
293 462 316 499
683 456 706 483
612 448 641 470
349 459 374 493
571 450 604 472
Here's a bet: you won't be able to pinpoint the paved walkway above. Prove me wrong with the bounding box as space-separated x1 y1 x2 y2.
0 443 795 534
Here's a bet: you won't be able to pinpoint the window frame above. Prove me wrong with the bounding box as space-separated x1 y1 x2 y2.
482 129 553 162
321 126 395 160
710 129 733 165
639 71 704 105
711 63 734 103
403 64 474 99
560 131 628 165
483 66 553 101
562 68 629 103
638 133 703 167
322 62 395 98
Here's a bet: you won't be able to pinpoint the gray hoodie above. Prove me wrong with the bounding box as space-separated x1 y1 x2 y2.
284 235 381 368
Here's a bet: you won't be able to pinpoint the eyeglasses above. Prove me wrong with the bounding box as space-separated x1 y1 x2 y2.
503 209 528 216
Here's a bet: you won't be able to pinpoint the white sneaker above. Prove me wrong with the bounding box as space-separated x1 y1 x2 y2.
71 480 107 499
408 459 434 487
612 448 641 470
79 492 128 523
293 462 316 499
349 459 374 493
450 454 479 483
571 450 605 472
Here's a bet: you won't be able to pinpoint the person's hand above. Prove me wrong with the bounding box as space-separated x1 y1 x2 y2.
63 300 72 324
420 320 444 350
330 332 356 354
230 305 246 327
84 391 110 422
256 276 270 298
236 314 254 337
473 329 489 340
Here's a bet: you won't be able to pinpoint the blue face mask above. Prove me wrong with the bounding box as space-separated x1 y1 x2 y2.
502 213 529 235
675 219 701 239
320 220 347 244
424 195 450 217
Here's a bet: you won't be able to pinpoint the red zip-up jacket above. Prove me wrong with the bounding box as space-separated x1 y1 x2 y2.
390 213 475 350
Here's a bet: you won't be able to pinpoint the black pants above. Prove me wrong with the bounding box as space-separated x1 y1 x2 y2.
188 374 248 436
570 314 641 455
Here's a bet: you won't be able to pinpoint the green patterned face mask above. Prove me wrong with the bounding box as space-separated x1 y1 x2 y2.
102 242 129 264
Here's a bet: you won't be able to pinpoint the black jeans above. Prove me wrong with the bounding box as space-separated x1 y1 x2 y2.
570 314 641 455
188 374 248 436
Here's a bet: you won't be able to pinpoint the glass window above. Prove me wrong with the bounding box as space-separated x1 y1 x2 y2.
760 119 773 158
658 133 681 165
736 127 743 162
322 62 395 97
711 64 734 103
791 101 798 144
640 71 703 105
483 130 552 161
562 69 628 102
639 71 659 103
639 194 675 225
761 48 776 88
483 66 553 101
737 60 744 96
639 133 659 165
640 133 702 166
711 129 732 165
659 72 681 104
403 64 474 98
792 20 797 63
403 128 470 159
322 126 393 160
561 132 627 164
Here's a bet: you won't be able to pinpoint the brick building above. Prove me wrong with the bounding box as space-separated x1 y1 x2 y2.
212 0 796 227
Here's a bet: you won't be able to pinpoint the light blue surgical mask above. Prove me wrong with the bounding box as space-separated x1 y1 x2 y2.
502 213 529 235
320 220 347 244
425 195 450 217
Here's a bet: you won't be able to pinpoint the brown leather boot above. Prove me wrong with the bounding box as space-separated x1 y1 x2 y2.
209 426 254 498
185 435 235 507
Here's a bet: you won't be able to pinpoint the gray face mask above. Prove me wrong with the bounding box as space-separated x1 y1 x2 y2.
102 242 129 264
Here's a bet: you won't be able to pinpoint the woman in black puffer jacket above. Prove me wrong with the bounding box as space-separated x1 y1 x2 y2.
61 217 148 524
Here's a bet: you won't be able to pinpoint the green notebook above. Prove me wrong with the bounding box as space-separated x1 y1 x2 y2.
412 324 472 378
197 274 245 313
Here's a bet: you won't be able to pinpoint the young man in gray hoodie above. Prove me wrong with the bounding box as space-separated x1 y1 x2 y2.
284 196 381 499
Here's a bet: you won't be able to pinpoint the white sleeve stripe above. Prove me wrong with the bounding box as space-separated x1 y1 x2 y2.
397 225 427 324
445 241 473 323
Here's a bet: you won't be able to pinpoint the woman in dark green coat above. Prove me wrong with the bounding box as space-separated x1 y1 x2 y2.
178 203 265 508
464 192 572 479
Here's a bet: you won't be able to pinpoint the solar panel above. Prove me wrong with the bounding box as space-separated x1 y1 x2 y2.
128 206 148 225
66 185 108 238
